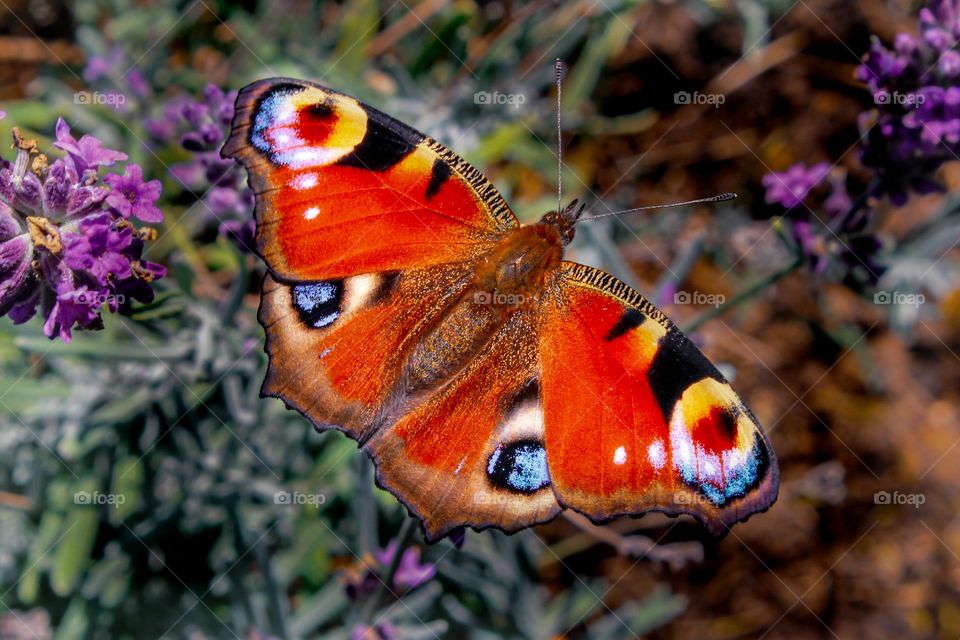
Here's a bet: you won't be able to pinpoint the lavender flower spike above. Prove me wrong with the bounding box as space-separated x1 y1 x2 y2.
0 121 166 341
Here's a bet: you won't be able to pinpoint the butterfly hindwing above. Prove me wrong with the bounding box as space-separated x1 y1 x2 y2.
538 262 779 534
258 263 475 439
367 309 562 542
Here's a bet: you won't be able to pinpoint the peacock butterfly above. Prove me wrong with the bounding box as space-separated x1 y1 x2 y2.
222 77 779 542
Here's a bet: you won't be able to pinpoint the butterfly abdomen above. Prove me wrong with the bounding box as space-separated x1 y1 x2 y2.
406 300 505 390
405 225 562 392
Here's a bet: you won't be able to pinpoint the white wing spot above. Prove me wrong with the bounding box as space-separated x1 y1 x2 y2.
613 445 627 465
293 172 319 190
648 440 666 470
304 206 320 220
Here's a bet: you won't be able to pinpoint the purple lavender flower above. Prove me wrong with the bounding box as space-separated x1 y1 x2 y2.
53 118 127 174
443 526 466 549
147 84 255 252
81 47 150 107
857 0 960 203
62 213 134 285
757 1 960 286
220 219 256 252
375 540 437 589
0 123 166 341
104 165 163 222
43 280 104 341
82 47 124 83
0 233 34 316
761 162 830 210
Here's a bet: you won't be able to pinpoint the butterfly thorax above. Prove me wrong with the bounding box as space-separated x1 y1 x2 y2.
473 223 565 307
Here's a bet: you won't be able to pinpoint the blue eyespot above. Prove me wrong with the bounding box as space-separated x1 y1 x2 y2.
292 281 342 328
487 440 550 494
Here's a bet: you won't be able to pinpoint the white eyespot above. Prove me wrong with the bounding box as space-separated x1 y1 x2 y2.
304 206 320 220
613 445 627 466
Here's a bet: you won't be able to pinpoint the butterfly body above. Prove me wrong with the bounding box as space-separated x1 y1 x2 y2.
224 78 779 541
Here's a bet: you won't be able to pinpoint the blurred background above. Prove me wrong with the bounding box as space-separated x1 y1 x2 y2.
0 0 959 638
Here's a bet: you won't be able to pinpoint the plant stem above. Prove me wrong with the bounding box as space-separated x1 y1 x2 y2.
361 518 417 625
682 257 802 334
223 245 250 323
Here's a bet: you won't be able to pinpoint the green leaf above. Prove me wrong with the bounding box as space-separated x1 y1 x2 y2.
53 597 89 640
82 554 131 608
50 508 99 596
90 388 154 426
14 336 190 361
17 511 63 604
110 456 143 523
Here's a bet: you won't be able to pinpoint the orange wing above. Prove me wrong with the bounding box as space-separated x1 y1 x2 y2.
223 78 517 281
538 263 779 534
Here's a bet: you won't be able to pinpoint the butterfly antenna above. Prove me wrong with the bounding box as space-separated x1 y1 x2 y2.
555 58 564 216
580 192 737 222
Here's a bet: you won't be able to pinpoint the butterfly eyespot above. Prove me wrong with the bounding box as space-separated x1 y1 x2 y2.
292 281 343 329
486 440 550 494
669 378 770 506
